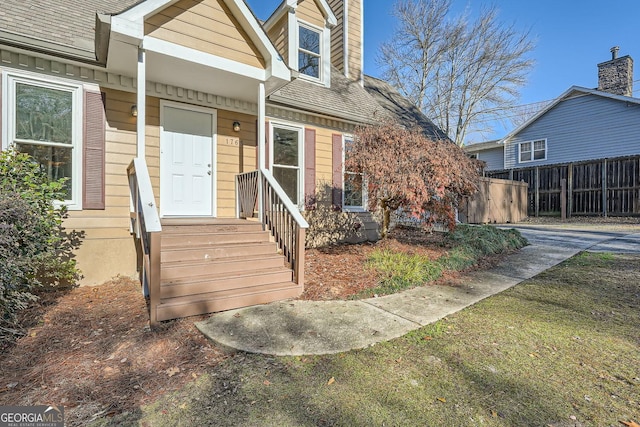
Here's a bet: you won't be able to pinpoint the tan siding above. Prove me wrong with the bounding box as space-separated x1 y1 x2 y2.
66 89 164 284
328 0 345 72
145 0 265 69
216 110 257 217
314 126 336 206
297 0 325 27
267 14 289 62
347 0 362 81
66 88 137 284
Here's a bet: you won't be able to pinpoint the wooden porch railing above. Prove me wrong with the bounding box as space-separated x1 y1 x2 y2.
236 169 309 285
127 158 162 325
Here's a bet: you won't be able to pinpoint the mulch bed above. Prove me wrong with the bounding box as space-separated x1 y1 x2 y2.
0 278 229 425
301 226 447 300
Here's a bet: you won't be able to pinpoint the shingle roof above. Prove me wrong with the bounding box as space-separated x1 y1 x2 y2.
463 140 502 153
267 66 385 124
363 75 448 140
268 68 448 137
0 0 138 60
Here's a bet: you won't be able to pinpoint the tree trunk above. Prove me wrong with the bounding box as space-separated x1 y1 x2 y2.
381 199 391 238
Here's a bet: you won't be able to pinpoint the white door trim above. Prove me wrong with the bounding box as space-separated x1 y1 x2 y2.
159 100 218 217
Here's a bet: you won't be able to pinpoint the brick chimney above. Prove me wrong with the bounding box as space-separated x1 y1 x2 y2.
597 46 634 96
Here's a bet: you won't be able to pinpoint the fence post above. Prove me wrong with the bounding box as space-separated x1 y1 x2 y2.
535 167 540 217
560 178 567 221
602 159 608 217
567 163 573 218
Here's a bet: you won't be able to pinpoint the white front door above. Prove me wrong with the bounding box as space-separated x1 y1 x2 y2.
160 103 217 217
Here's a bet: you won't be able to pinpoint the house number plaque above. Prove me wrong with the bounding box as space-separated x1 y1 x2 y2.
222 137 240 146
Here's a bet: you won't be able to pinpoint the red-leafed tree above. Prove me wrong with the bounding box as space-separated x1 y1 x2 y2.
347 120 480 237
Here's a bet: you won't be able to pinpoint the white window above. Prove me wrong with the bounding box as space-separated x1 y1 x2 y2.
343 136 366 210
298 23 322 80
271 124 303 206
3 73 82 208
519 139 546 163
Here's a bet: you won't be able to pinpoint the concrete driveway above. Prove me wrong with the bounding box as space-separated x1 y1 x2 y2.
503 222 640 255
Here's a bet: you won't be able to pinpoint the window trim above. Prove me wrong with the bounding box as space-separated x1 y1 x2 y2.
2 71 83 210
518 138 547 164
296 20 323 83
342 135 367 212
270 121 305 209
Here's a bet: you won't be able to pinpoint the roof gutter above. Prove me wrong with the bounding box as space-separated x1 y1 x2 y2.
95 13 112 66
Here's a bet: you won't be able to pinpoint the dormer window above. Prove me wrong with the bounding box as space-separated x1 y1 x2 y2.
298 23 322 80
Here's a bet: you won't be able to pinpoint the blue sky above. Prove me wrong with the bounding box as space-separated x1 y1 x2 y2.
246 0 638 141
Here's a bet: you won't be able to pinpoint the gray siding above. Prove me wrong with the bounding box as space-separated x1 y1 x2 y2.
477 146 504 170
505 94 640 169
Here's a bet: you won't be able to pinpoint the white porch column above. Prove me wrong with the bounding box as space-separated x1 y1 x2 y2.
136 47 146 159
257 82 266 222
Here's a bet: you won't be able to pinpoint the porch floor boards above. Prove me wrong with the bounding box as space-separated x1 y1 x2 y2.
155 218 300 322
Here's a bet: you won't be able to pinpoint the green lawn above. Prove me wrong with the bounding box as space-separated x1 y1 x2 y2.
100 252 640 426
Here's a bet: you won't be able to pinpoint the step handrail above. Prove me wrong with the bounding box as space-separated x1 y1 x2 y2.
236 168 308 285
259 168 309 229
127 157 161 325
260 168 308 286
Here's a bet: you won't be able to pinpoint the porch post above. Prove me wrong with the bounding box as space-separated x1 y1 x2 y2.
136 47 146 159
257 82 265 222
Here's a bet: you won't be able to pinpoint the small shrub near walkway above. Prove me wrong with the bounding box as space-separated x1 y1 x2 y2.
359 225 528 297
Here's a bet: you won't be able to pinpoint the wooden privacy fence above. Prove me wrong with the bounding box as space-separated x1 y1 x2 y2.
459 177 528 224
487 155 640 217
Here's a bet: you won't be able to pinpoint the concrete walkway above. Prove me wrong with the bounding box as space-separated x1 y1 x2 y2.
195 225 640 356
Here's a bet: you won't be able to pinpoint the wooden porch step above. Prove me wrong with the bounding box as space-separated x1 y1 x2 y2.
161 241 278 263
161 218 263 234
156 282 302 322
161 254 286 281
153 218 298 323
161 267 293 297
161 231 270 248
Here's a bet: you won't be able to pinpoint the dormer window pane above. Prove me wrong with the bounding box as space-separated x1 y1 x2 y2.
299 24 321 79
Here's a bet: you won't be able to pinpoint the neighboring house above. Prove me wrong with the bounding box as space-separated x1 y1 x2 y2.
467 49 639 170
463 140 503 172
464 48 640 217
0 0 443 322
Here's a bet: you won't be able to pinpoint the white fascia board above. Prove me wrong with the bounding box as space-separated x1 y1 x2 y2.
316 0 337 27
143 37 267 81
116 0 181 21
322 24 331 87
266 57 292 84
264 0 296 31
288 10 298 71
110 15 144 44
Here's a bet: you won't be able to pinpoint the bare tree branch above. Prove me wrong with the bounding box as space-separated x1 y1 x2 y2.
379 1 536 146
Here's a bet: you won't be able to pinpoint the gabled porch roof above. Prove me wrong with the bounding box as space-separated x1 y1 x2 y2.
101 0 291 101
